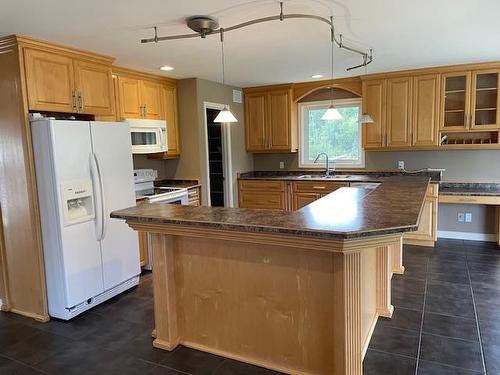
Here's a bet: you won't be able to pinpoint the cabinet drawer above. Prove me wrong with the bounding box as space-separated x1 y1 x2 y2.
239 190 286 210
292 181 348 193
239 180 285 192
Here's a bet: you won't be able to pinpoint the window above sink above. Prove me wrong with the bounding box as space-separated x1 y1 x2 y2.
298 98 365 169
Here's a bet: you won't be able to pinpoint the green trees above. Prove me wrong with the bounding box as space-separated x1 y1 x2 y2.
307 106 360 162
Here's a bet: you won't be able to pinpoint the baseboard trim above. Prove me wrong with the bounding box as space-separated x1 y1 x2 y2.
438 230 497 242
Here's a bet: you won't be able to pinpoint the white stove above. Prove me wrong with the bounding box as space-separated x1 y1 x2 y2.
134 169 189 205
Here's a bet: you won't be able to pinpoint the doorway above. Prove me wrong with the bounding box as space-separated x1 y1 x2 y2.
203 103 234 207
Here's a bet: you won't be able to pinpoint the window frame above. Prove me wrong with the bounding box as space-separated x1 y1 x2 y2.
298 98 365 169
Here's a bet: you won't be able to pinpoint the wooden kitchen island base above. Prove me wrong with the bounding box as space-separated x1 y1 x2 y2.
137 224 403 375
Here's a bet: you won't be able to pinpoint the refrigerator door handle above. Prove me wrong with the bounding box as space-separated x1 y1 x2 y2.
94 153 107 240
90 153 105 241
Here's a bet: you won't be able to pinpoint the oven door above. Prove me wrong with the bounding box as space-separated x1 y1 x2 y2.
130 127 166 154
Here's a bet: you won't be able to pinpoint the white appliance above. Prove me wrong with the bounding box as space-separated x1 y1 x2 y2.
126 119 167 154
134 169 189 269
31 119 140 320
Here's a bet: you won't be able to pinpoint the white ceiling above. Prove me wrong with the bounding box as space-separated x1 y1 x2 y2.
2 0 500 87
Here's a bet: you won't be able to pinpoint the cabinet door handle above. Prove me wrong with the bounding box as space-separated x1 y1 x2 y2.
312 186 326 190
78 92 84 112
143 104 147 117
72 91 77 112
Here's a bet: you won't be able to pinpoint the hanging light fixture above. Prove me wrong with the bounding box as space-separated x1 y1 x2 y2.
322 18 342 121
214 28 237 123
360 50 374 124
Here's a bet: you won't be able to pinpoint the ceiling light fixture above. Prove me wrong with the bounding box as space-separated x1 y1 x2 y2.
322 19 342 121
360 51 374 124
311 74 323 79
141 2 373 72
214 29 237 123
159 65 174 71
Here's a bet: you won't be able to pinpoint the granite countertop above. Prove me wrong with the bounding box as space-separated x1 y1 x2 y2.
112 176 430 240
238 170 442 182
439 182 500 197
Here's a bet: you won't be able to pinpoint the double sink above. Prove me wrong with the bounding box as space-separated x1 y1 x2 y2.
298 174 353 180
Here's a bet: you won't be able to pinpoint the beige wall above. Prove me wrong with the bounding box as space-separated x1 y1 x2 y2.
133 78 253 206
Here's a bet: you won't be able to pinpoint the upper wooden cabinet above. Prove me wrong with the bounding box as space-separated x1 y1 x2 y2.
161 83 181 158
362 79 386 149
114 67 181 159
244 85 297 153
386 77 413 147
440 69 500 131
363 73 441 150
23 48 114 115
412 74 440 146
116 76 162 120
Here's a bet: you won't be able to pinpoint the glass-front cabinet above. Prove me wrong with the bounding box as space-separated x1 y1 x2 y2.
441 70 500 131
441 72 471 130
471 70 500 129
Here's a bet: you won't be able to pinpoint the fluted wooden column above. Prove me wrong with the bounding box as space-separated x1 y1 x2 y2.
333 251 362 375
376 246 394 318
151 234 180 351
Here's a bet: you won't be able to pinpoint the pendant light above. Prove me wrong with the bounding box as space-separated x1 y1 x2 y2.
322 19 342 121
214 28 238 123
360 50 374 124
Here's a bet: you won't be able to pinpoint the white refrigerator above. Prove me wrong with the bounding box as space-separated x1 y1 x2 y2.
31 119 140 320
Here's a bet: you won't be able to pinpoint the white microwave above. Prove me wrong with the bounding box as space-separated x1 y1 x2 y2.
125 119 167 154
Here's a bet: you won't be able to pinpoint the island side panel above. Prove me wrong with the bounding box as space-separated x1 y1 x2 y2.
172 235 335 374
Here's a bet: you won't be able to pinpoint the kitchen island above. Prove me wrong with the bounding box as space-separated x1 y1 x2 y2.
111 176 430 375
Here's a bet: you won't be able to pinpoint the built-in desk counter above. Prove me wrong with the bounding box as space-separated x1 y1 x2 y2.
111 176 430 375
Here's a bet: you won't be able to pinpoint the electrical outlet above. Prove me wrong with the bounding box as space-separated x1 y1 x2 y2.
279 161 285 169
465 213 472 223
398 161 405 170
458 213 465 222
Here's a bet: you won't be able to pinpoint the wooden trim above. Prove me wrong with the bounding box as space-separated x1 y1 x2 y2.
0 204 10 310
13 35 114 65
112 65 176 84
127 221 403 254
9 308 49 323
390 236 405 275
439 195 500 205
151 234 180 351
376 246 393 318
361 60 500 81
292 78 362 101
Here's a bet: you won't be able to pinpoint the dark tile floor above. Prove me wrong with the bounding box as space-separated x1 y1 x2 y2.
0 239 498 374
365 239 500 375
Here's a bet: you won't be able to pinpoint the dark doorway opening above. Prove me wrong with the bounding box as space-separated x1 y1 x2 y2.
206 108 225 207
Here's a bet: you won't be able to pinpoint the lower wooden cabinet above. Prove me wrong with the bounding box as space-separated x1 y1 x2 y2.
404 184 439 247
238 179 348 211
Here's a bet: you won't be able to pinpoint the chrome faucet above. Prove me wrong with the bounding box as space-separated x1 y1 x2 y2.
314 152 333 177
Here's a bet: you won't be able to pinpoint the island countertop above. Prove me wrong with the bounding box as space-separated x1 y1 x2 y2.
112 176 430 239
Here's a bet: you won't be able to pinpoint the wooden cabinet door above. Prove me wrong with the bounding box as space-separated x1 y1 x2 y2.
140 80 162 120
245 92 267 151
24 48 75 112
239 190 286 209
162 84 180 157
74 60 114 115
292 192 320 210
362 79 386 149
412 74 440 146
470 70 500 130
268 89 291 150
117 76 142 119
386 77 412 147
440 72 471 130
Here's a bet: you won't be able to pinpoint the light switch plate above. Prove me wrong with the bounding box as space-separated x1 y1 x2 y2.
458 213 465 222
465 213 472 223
279 161 285 169
398 161 405 170
233 90 242 103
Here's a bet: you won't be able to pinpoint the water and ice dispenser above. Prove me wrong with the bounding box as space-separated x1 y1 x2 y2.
61 180 95 226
